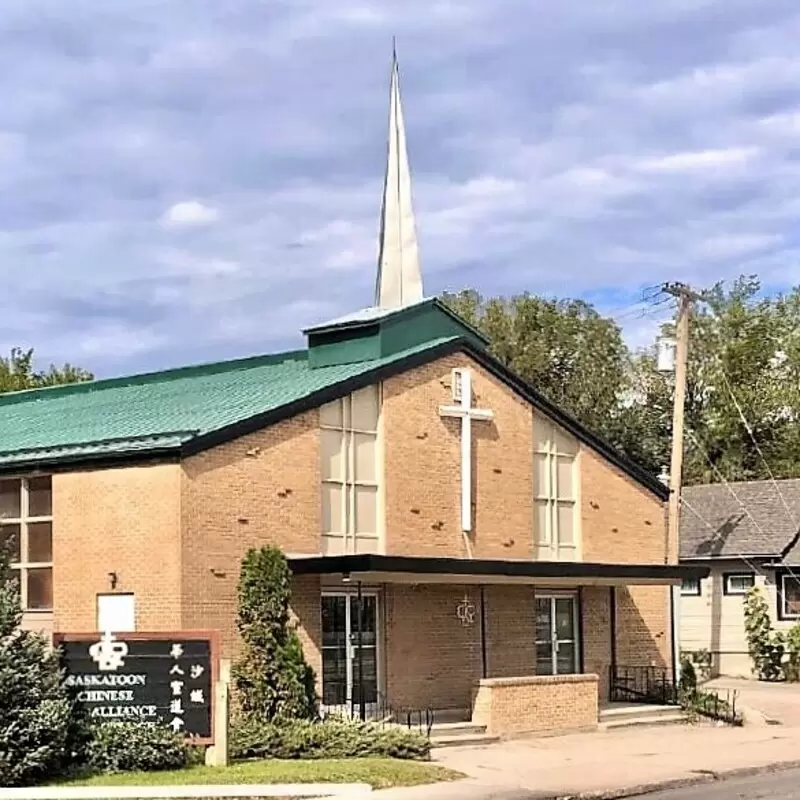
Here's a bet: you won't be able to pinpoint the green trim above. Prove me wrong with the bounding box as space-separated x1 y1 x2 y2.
0 450 181 476
306 299 488 369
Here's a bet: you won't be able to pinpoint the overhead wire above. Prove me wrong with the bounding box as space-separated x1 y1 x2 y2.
685 427 800 610
680 494 787 597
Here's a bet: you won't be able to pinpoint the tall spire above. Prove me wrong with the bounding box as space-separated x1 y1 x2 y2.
374 43 423 309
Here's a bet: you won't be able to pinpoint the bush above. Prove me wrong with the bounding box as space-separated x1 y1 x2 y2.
230 717 431 762
785 624 800 681
679 656 697 696
680 648 712 683
0 546 76 787
85 723 189 773
232 547 317 722
744 586 785 680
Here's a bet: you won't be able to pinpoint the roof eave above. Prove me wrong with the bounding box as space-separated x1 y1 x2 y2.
288 553 708 584
0 446 182 476
679 553 779 562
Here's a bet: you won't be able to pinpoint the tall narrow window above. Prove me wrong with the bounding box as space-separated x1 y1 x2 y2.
534 420 579 561
320 386 381 555
0 476 53 610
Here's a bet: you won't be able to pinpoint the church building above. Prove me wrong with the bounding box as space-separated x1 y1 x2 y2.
0 54 705 735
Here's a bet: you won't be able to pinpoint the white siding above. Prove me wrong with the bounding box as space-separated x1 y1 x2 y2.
679 560 790 678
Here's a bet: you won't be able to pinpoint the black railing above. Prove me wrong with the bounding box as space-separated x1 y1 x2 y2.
685 688 743 726
320 685 435 737
609 665 679 705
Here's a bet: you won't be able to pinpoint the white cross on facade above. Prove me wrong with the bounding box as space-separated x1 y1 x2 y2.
439 368 494 532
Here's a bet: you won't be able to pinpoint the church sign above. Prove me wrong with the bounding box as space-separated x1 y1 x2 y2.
54 631 217 743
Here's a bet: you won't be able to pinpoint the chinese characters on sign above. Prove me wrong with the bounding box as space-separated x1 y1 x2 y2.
57 633 215 740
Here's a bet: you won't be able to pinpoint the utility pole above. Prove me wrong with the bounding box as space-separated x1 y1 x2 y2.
661 281 702 562
660 280 703 685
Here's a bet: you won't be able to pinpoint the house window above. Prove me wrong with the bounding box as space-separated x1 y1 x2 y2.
534 419 579 560
680 577 701 596
780 573 800 619
723 573 755 596
320 385 381 555
0 476 53 611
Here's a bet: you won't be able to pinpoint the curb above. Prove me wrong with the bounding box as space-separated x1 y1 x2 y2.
0 783 373 799
555 758 800 799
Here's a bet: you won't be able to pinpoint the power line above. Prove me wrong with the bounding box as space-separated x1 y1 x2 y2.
717 367 800 533
680 494 795 608
685 427 800 588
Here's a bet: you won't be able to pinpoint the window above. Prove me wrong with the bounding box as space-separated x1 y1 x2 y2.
780 572 800 620
0 476 53 611
534 419 579 560
724 573 755 596
680 577 701 596
320 386 381 555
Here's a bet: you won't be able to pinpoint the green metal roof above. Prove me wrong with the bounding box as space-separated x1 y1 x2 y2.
0 336 458 469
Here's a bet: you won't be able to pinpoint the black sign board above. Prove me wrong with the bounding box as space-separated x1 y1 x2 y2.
55 632 217 742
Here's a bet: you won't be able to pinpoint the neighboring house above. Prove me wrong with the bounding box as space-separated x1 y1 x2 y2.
680 479 800 678
0 56 704 737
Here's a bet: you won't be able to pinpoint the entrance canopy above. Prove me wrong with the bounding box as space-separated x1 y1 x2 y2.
289 554 708 586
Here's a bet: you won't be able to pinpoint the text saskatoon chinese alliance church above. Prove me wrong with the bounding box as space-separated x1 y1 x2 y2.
59 632 214 739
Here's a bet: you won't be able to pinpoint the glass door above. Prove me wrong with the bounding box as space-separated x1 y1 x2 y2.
321 593 379 717
535 594 579 675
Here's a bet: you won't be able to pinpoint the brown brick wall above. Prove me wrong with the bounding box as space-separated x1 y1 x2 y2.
290 575 323 693
471 674 599 736
615 585 671 669
485 585 536 677
581 587 612 700
580 447 667 565
384 583 483 709
383 353 534 560
180 410 321 658
53 464 182 633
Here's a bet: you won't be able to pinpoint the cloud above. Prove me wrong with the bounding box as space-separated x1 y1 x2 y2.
1 0 800 375
160 200 219 228
635 147 760 173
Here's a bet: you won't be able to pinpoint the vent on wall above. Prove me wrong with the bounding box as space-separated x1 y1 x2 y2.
451 368 466 402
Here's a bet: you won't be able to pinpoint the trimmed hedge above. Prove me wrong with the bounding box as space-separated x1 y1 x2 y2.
230 717 431 761
86 723 190 773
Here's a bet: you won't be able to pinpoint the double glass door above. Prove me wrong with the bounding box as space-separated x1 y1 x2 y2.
535 594 579 675
321 593 379 716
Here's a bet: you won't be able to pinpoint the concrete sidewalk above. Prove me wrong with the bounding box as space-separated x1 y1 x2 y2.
373 722 800 799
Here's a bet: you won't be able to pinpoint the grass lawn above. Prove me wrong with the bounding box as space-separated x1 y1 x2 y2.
58 758 464 790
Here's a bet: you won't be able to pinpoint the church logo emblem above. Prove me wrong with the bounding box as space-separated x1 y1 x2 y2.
89 631 129 671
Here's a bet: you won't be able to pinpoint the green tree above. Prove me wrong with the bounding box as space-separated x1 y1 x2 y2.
0 347 92 393
442 290 630 448
0 544 75 786
232 546 317 722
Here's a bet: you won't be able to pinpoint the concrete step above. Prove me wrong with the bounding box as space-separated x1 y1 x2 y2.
430 720 487 737
431 731 501 748
600 703 681 719
599 704 686 731
600 712 687 731
429 720 500 748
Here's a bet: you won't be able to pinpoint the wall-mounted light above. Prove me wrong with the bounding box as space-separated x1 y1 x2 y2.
108 572 118 590
342 572 351 584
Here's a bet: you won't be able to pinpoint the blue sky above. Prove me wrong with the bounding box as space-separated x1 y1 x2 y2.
2 0 800 376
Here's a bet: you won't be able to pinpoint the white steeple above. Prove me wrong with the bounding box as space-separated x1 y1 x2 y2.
374 44 423 309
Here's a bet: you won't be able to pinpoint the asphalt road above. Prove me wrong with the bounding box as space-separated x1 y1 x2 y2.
646 769 800 799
